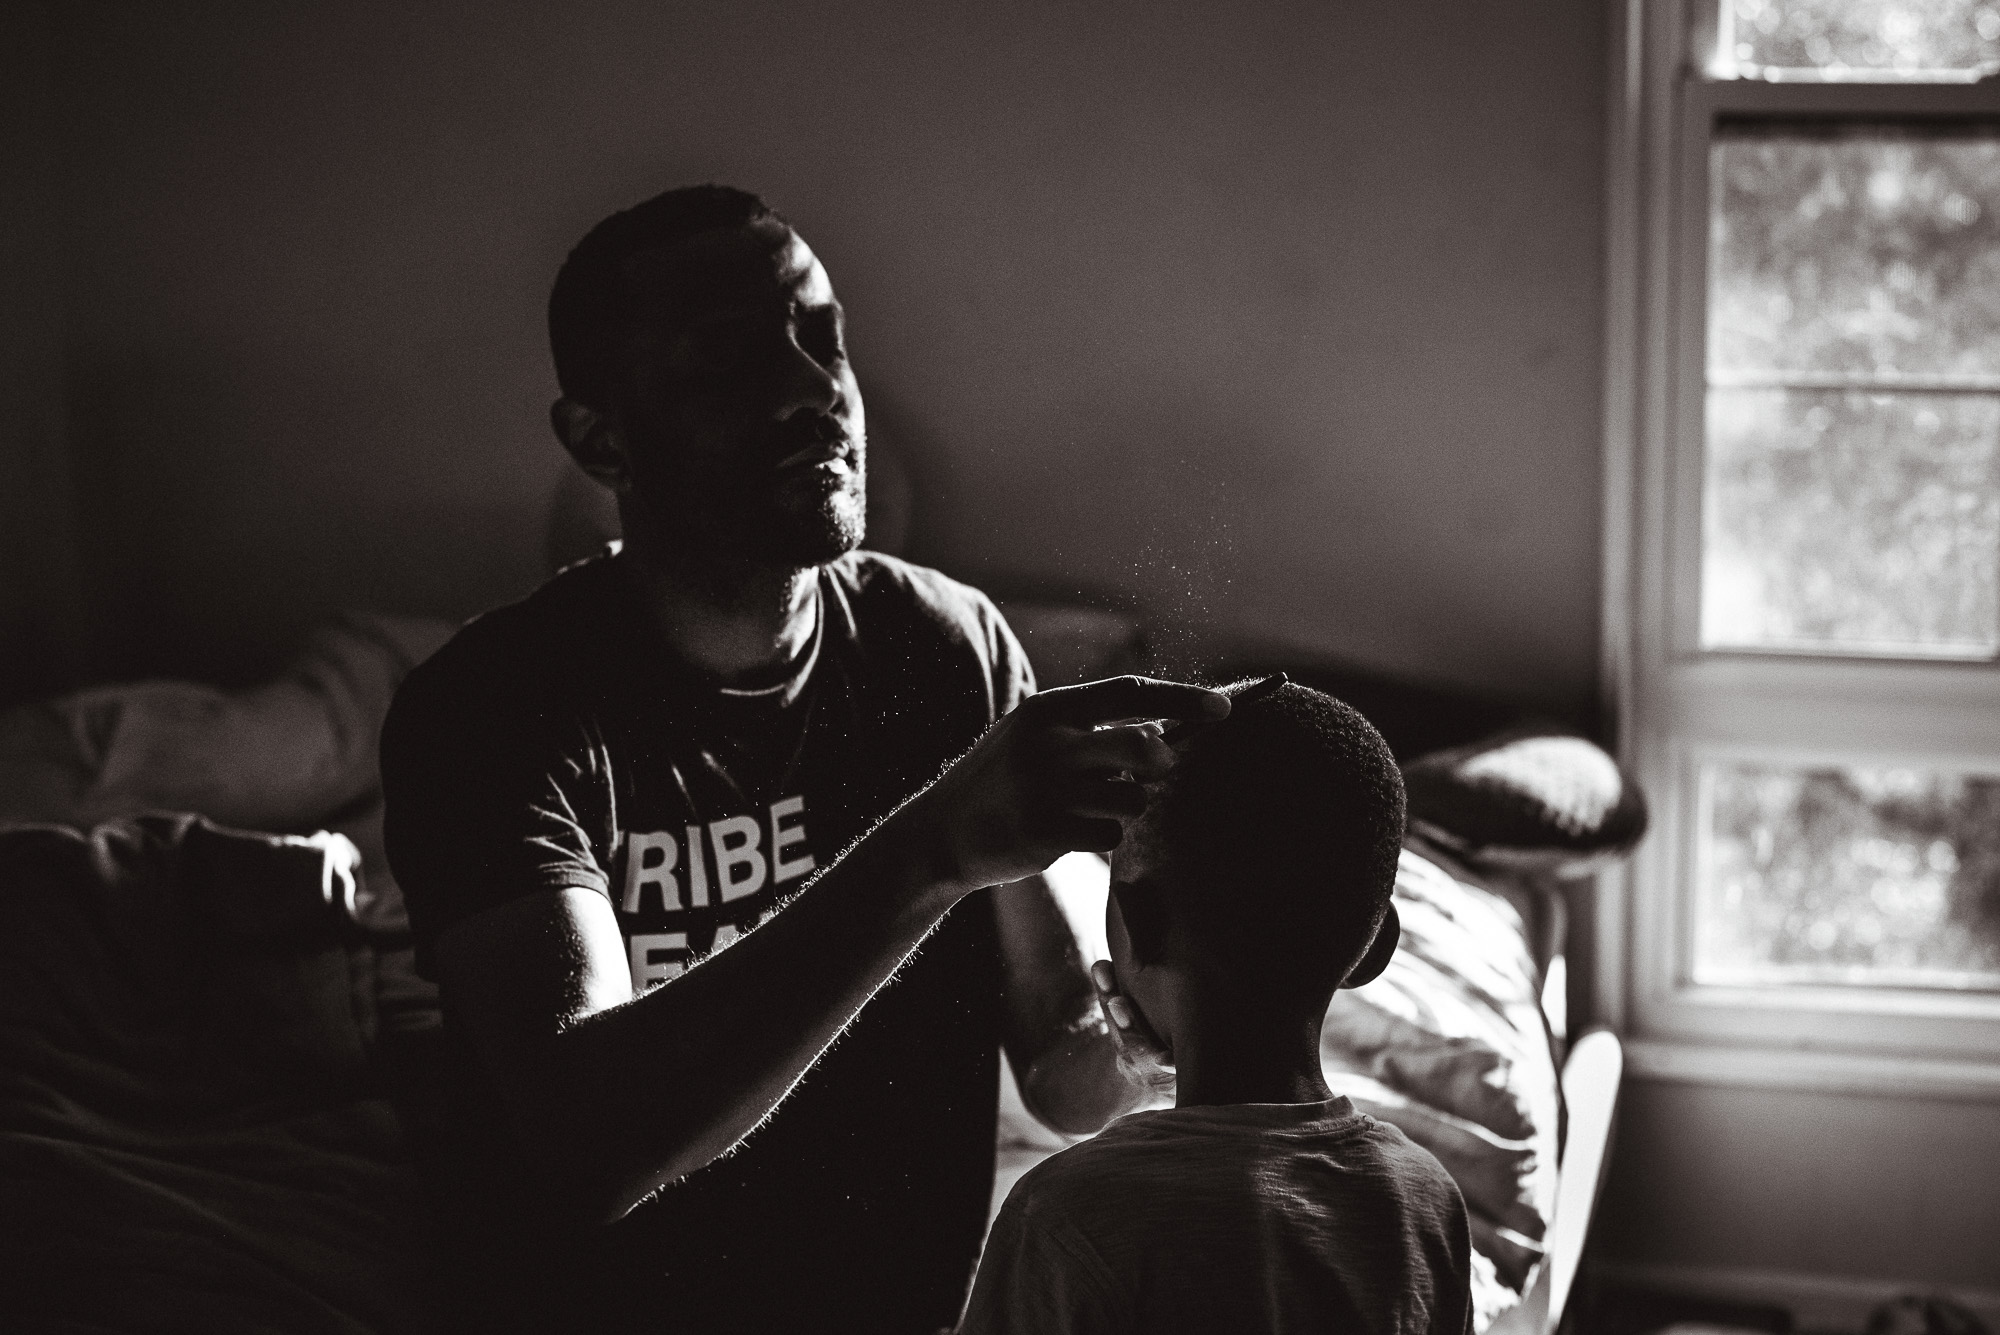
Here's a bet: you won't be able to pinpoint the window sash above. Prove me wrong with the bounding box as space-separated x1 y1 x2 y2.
1632 740 2000 1061
1616 3 2000 1061
1663 73 2000 670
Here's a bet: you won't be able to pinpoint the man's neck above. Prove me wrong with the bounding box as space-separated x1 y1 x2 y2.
1165 1004 1333 1109
617 536 821 685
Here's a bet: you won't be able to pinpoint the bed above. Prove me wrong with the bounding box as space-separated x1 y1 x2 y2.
0 561 1641 1332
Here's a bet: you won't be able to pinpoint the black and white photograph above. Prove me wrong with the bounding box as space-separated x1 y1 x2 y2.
1 2 1995 1332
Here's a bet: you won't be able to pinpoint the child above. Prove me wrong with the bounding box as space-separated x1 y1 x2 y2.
959 681 1475 1335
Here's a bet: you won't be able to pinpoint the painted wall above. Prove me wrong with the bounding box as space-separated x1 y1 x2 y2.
1596 1076 2000 1312
0 2 75 704
48 0 1609 711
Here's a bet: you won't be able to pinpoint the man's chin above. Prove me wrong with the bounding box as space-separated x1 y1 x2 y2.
766 490 866 568
638 477 865 573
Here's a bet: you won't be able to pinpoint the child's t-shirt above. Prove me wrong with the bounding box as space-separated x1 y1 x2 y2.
958 1096 1476 1335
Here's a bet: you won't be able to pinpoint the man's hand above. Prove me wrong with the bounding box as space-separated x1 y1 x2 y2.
910 676 1229 894
1090 960 1176 1108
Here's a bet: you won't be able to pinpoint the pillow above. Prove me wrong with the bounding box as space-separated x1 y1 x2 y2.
1403 730 1648 874
0 611 454 833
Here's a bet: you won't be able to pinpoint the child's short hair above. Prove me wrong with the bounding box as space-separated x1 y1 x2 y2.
1144 680 1406 1001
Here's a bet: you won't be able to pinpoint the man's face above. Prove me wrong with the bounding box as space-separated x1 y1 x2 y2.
613 219 866 569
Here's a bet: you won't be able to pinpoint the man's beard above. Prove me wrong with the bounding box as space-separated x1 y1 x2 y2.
763 449 867 567
634 439 868 574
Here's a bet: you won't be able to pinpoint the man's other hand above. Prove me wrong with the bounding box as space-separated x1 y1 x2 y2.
1090 959 1177 1107
913 676 1229 894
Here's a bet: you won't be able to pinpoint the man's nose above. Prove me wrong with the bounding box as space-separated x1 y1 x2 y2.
774 333 842 419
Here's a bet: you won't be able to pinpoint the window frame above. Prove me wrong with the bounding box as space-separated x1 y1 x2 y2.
1605 0 2000 1089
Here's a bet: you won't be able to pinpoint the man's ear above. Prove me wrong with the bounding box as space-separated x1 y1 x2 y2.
1339 903 1400 990
1110 879 1172 970
551 397 634 495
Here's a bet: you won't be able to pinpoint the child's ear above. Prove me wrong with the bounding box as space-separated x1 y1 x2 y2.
1339 904 1401 990
1111 879 1172 969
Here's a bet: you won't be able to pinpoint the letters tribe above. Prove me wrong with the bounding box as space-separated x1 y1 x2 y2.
619 795 815 988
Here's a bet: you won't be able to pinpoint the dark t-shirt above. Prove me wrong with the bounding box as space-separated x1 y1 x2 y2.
379 547 1035 1333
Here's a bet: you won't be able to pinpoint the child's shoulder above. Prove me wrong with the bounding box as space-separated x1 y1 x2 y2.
1008 1101 1382 1215
1023 1102 1463 1225
998 1110 1192 1233
1347 1111 1468 1190
1006 1119 1148 1213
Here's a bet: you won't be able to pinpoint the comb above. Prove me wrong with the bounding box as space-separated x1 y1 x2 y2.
1159 671 1289 746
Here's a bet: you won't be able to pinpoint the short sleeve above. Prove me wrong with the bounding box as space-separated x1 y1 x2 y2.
957 1187 1124 1335
983 600 1038 719
379 657 611 978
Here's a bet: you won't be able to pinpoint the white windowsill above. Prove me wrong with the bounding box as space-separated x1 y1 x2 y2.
1622 1036 2000 1102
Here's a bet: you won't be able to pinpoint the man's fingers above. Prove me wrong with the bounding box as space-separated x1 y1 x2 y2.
1087 961 1123 1019
1089 962 1133 1033
1090 959 1175 1075
1049 814 1125 854
1034 676 1231 730
1063 726 1176 780
1057 774 1148 822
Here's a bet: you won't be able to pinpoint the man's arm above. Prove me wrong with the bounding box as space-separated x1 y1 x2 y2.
993 868 1173 1136
430 677 1227 1226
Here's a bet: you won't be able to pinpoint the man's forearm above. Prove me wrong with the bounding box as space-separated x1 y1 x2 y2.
514 799 966 1222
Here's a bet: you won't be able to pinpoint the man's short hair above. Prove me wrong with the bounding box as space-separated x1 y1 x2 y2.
548 184 785 411
1144 680 1406 1001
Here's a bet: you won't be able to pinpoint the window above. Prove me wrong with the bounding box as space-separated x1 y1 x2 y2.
1608 0 2000 1081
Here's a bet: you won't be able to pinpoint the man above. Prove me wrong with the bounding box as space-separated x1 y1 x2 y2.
379 185 1224 1333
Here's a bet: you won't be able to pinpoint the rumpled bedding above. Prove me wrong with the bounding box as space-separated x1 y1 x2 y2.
1321 849 1561 1332
0 615 452 1334
0 814 438 1334
0 613 453 834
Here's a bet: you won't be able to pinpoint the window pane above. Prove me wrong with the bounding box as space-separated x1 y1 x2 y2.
1722 0 2000 76
1705 124 2000 657
1703 388 2000 654
1710 125 2000 378
1698 761 2000 990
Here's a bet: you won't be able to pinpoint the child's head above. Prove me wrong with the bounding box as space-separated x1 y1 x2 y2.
1107 680 1406 1035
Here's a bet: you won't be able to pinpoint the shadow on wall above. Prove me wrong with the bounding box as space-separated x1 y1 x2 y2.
872 390 1237 625
38 0 1613 729
54 320 1594 745
61 336 977 690
64 344 548 688
541 387 1581 745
